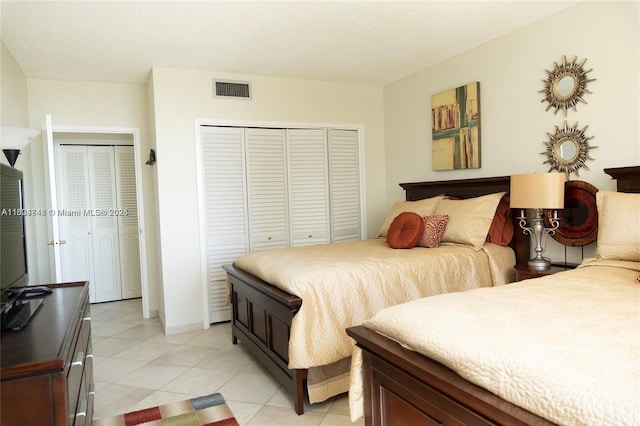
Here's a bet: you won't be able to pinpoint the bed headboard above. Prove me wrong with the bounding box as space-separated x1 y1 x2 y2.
604 166 640 193
399 175 528 267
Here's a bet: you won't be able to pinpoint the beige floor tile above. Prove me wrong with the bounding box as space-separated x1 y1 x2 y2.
320 412 364 426
92 383 155 419
93 337 141 357
113 340 178 361
93 357 147 383
218 372 281 405
115 362 189 389
152 344 220 367
161 366 235 395
148 328 203 344
91 321 137 337
113 324 164 340
247 405 326 425
90 300 361 424
224 400 264 426
194 345 255 373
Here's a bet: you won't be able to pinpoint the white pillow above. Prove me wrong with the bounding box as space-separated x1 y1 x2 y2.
596 191 640 262
378 196 444 237
433 192 506 250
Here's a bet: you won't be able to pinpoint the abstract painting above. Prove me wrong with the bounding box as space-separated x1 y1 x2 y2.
431 82 480 170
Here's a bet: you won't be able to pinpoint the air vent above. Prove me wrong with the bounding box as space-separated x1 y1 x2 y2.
213 80 252 100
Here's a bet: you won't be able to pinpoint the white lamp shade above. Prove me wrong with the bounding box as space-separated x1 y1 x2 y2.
510 172 565 209
1 126 41 150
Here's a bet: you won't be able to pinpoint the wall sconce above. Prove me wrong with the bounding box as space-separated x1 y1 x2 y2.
510 172 565 269
145 149 156 166
1 126 41 168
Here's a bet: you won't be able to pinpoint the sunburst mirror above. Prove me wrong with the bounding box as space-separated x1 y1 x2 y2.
540 55 596 116
542 121 597 178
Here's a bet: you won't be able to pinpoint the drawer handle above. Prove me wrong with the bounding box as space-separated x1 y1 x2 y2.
72 351 84 367
89 383 95 396
83 316 91 322
76 399 87 418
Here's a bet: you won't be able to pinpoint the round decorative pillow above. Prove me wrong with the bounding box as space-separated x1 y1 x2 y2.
387 212 423 249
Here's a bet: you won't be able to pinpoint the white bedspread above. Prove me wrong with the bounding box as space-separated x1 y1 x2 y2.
351 259 640 425
234 238 514 368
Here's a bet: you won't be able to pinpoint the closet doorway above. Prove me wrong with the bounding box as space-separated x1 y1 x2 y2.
44 116 149 312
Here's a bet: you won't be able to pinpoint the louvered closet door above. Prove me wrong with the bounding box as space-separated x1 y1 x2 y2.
201 126 248 323
88 146 123 302
286 129 330 246
114 146 141 299
57 146 95 299
328 129 361 242
245 128 289 251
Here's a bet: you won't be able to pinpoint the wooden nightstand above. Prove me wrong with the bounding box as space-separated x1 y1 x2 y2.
514 263 575 281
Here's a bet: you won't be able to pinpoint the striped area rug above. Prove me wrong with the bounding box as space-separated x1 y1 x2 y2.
92 392 239 426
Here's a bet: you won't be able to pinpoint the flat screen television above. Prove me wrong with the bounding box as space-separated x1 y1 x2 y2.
0 163 43 330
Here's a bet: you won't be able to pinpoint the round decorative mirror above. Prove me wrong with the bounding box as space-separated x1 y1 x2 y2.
542 121 596 178
540 55 596 116
545 180 598 246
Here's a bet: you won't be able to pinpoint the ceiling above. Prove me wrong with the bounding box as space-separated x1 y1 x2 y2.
1 1 579 86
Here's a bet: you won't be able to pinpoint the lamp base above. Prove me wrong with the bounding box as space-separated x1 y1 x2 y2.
528 258 552 270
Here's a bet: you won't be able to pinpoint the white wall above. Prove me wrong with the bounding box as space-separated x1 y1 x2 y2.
383 1 639 264
150 67 385 332
25 79 161 313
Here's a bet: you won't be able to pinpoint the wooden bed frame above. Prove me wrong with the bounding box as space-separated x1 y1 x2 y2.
223 175 530 414
345 166 640 425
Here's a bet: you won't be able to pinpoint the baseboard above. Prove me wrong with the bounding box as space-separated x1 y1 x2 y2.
163 320 203 336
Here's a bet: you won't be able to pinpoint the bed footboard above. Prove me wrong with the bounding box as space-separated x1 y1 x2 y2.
222 264 307 414
347 325 553 426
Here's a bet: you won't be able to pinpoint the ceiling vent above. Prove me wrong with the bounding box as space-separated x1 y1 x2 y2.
213 80 252 100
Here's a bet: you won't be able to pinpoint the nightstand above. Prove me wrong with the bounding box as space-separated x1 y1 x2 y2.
514 263 575 281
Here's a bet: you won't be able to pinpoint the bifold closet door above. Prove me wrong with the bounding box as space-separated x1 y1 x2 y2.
328 129 361 242
57 145 140 303
114 146 142 299
245 128 289 252
201 126 248 323
286 129 330 246
87 146 123 302
57 146 95 297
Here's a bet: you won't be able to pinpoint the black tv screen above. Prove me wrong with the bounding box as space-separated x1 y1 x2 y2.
1 163 28 299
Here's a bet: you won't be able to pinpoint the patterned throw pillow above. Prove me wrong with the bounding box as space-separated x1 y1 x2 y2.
418 215 449 248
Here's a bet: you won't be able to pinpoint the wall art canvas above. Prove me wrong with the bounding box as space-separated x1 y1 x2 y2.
431 82 480 170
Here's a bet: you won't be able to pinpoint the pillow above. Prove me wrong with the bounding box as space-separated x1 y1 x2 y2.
485 194 514 246
433 192 506 250
387 212 424 249
418 215 449 248
378 196 444 237
595 191 640 262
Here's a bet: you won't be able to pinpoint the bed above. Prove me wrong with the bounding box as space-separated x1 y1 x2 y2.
346 166 640 425
223 176 530 414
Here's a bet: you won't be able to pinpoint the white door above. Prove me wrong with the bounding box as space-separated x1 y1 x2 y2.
114 146 142 299
328 129 362 242
56 145 140 303
200 126 248 323
286 129 330 246
245 128 289 252
56 146 94 294
88 146 123 302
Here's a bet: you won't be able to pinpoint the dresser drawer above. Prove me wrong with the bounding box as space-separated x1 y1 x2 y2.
67 302 92 425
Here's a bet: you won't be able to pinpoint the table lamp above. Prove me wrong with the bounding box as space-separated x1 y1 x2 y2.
510 172 565 269
1 126 41 167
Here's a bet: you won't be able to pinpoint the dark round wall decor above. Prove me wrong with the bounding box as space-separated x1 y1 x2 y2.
546 180 598 247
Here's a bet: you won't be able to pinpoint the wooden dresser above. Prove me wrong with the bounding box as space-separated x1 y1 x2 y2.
1 282 93 426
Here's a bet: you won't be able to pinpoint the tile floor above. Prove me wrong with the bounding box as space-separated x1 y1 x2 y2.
90 298 364 425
